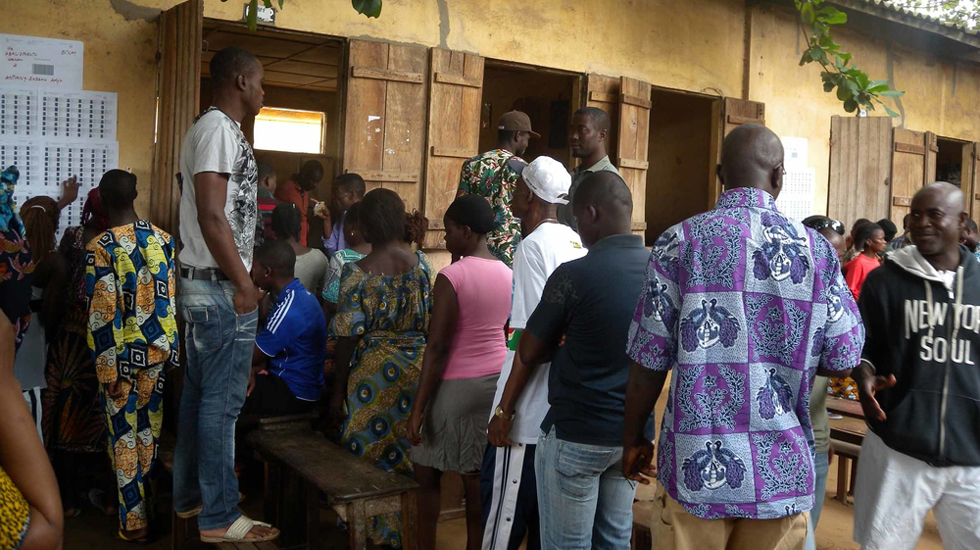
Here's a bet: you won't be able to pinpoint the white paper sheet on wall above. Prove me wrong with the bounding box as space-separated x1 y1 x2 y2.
776 168 816 222
0 34 83 90
40 90 117 141
0 87 39 137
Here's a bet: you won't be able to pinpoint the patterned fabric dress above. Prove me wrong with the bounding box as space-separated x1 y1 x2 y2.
0 466 29 550
457 149 523 267
42 226 106 452
86 221 178 532
330 251 434 548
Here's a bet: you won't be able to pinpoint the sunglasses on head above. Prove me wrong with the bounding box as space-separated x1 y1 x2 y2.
803 218 845 235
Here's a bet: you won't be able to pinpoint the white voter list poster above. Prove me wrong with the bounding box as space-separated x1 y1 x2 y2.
1 34 83 90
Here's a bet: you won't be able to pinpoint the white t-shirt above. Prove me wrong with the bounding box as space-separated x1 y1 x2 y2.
178 108 258 271
490 222 587 445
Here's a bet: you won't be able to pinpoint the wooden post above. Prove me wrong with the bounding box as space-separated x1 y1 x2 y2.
347 501 368 550
306 481 320 550
400 490 420 550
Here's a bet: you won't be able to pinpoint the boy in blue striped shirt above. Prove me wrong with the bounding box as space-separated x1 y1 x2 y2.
244 240 326 416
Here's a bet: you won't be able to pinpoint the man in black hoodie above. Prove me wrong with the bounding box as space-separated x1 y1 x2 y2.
853 182 980 550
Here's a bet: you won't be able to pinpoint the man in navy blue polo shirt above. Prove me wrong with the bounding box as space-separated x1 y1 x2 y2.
244 239 327 416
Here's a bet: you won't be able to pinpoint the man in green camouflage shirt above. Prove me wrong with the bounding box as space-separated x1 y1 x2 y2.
456 111 539 267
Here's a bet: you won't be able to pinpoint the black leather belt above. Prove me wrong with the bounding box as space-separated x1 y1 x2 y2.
179 267 229 281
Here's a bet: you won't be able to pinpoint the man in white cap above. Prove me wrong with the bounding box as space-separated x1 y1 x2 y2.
482 156 585 550
457 111 540 267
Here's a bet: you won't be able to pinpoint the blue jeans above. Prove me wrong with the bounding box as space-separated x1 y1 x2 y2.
804 449 830 550
173 277 257 531
535 428 637 550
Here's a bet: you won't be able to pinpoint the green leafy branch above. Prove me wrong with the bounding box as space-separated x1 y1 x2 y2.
795 0 904 117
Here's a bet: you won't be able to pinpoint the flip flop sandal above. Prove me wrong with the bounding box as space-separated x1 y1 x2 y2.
175 492 245 519
200 515 279 543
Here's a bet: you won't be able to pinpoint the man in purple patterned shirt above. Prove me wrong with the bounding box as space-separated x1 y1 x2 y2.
621 124 864 550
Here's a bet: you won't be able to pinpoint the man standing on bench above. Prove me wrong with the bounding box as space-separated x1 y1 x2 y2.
244 240 327 417
852 182 980 550
172 46 278 543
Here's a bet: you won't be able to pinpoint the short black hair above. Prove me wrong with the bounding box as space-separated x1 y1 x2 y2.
445 194 498 235
98 169 138 210
254 239 295 277
851 218 872 235
854 222 883 251
359 188 407 245
343 201 364 232
573 171 632 216
300 160 324 180
967 219 979 232
876 218 898 242
497 129 518 143
335 173 366 197
257 161 276 183
210 47 259 85
574 107 611 133
271 202 302 241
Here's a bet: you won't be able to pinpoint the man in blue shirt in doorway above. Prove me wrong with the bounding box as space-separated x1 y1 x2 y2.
244 239 327 416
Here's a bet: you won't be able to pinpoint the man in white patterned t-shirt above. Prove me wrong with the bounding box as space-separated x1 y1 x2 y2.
172 46 279 543
481 156 586 550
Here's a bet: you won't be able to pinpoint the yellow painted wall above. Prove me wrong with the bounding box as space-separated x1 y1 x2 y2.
6 0 980 223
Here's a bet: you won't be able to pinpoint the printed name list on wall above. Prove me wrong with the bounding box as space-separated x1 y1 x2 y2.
0 33 119 242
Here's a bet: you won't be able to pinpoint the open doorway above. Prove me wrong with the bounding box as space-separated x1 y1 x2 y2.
645 88 715 244
200 21 344 245
479 62 579 167
936 135 968 187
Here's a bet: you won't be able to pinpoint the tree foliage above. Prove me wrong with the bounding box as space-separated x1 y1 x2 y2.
888 0 979 28
795 0 904 117
236 0 382 31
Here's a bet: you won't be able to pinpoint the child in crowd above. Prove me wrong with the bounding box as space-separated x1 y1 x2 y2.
322 201 370 315
255 161 278 246
963 219 980 262
844 221 886 301
842 218 872 264
271 203 328 300
244 239 327 417
318 173 366 257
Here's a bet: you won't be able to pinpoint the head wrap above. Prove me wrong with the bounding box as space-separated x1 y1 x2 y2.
0 166 24 236
81 188 110 232
446 194 499 235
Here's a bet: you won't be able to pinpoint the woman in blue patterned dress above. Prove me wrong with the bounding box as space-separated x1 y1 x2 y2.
329 189 432 549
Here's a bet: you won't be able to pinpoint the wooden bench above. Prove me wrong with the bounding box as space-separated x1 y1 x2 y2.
830 414 867 503
247 429 420 550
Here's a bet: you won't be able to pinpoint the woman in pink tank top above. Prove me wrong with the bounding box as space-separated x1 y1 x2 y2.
407 194 512 550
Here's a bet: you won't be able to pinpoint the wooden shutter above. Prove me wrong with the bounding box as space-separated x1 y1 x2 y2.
962 143 980 224
707 98 766 208
925 131 938 184
890 128 930 227
585 74 620 166
150 0 202 235
422 49 484 249
342 40 428 211
617 77 652 236
827 116 892 228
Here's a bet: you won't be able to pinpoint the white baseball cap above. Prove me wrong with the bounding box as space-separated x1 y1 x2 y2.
506 156 571 205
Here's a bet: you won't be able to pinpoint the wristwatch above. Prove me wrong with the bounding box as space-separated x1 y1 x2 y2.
494 406 515 421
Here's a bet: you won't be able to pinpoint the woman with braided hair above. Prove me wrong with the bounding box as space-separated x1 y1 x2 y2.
40 187 112 518
329 188 433 548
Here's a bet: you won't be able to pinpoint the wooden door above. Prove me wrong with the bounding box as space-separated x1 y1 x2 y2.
925 131 938 184
422 48 484 249
617 77 652 237
707 97 766 208
342 40 428 211
585 74 620 168
890 128 930 227
962 143 980 224
150 0 202 235
826 116 893 228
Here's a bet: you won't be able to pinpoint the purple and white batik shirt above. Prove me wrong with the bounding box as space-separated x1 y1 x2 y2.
627 187 864 520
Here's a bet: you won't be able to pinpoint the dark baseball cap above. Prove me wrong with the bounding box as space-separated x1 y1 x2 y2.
498 111 541 138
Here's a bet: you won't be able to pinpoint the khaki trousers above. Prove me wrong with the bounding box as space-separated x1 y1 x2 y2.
652 483 808 550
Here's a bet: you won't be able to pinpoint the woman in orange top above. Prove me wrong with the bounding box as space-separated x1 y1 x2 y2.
844 222 887 301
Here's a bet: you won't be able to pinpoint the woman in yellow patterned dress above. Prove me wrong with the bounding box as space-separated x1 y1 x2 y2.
329 189 433 549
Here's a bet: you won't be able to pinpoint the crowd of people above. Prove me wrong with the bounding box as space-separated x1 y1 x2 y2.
1 43 979 550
